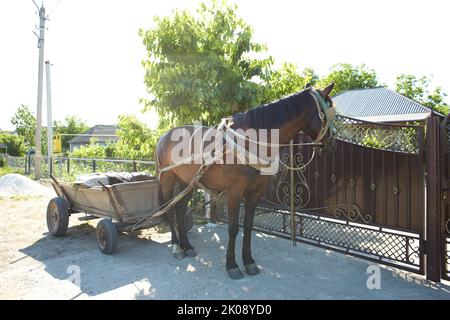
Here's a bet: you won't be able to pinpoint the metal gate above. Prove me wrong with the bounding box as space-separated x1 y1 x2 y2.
258 115 426 273
440 115 450 280
214 113 450 281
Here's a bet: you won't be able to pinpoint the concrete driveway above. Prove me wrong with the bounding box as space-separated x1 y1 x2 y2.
0 193 449 300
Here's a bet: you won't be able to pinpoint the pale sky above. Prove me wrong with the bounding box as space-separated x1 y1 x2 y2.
1 0 449 131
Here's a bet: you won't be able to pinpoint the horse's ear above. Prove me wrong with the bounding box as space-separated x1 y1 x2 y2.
320 82 335 97
304 83 312 89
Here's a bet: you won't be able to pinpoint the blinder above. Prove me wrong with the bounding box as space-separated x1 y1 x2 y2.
309 89 336 144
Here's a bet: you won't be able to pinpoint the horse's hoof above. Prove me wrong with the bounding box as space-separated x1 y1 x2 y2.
185 248 197 257
172 244 185 260
227 267 244 280
173 251 186 260
245 263 260 276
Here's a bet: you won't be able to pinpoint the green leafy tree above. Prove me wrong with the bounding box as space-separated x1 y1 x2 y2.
263 64 319 101
424 87 450 115
395 74 428 102
0 132 26 156
10 105 36 148
395 74 449 115
10 104 48 154
319 63 380 96
114 115 157 160
139 0 273 126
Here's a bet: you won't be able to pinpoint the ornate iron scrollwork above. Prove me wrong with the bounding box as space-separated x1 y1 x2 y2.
407 238 421 264
332 203 372 224
348 178 356 188
276 148 373 224
276 151 311 209
331 174 337 183
393 186 399 195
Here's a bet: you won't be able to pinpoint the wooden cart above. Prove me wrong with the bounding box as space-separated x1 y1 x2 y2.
47 175 193 254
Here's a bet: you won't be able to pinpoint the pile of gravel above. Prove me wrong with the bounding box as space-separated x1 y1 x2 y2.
0 174 54 197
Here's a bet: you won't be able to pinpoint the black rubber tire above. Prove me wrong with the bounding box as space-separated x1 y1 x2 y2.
96 219 118 254
46 197 70 237
185 210 194 233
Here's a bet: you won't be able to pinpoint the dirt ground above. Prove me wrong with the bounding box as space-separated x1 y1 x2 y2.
1 188 450 300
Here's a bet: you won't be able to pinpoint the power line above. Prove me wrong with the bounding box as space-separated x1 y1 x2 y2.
48 0 63 17
31 0 41 12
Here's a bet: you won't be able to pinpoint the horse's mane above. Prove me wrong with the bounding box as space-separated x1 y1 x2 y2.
232 89 311 129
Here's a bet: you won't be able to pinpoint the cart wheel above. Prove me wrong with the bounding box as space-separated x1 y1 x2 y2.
96 219 118 254
185 210 194 233
46 197 69 237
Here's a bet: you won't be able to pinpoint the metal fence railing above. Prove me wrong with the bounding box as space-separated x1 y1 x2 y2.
5 155 27 170
5 155 156 181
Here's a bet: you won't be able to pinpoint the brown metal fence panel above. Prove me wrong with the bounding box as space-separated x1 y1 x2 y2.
250 115 427 273
288 141 425 232
441 115 450 281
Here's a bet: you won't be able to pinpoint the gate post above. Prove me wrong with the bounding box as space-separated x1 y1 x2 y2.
426 115 442 282
289 139 296 246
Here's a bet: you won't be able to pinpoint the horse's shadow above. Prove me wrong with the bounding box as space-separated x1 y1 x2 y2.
18 222 229 299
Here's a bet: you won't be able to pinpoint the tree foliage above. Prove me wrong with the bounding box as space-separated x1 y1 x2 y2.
11 105 90 155
114 115 158 160
10 105 36 148
54 116 89 152
69 138 109 158
318 63 380 96
140 0 273 126
263 64 319 101
68 115 158 161
0 132 26 156
395 74 450 115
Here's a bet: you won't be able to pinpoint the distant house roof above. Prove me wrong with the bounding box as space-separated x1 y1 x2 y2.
68 125 119 144
333 87 432 122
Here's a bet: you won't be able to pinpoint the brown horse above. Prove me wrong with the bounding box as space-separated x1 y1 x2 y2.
155 83 335 279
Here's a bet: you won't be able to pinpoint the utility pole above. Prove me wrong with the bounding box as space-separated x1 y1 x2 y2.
34 4 45 180
45 61 53 176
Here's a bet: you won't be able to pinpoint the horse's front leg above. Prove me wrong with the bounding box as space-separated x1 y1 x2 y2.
226 192 244 280
242 192 262 276
174 190 197 257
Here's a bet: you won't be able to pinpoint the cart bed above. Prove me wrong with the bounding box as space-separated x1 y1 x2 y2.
51 178 162 224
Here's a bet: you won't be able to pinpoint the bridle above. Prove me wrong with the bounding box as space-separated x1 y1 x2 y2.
307 89 336 145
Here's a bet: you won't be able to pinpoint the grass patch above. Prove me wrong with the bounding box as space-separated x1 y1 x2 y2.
0 194 43 202
0 166 24 177
9 194 40 201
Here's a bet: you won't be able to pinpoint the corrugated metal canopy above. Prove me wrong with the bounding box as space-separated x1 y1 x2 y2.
333 87 432 122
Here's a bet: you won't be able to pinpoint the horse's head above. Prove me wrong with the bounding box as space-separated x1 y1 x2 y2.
303 83 336 153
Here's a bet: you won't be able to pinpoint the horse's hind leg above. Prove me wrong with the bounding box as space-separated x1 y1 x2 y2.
174 184 196 257
226 192 244 280
160 171 185 260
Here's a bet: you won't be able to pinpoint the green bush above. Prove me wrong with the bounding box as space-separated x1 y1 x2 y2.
0 133 26 156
